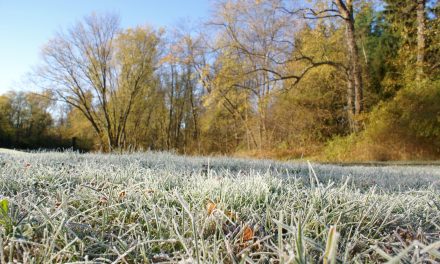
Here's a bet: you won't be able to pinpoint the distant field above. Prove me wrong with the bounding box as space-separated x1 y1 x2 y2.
0 151 439 263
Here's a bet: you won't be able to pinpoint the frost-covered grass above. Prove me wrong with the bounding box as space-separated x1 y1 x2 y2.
0 151 439 263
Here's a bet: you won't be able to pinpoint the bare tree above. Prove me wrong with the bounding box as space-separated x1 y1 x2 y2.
36 13 159 151
207 0 350 146
280 0 364 128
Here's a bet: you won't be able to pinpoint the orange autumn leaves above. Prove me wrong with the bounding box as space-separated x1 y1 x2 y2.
206 201 239 222
241 225 254 242
206 200 254 242
206 201 216 215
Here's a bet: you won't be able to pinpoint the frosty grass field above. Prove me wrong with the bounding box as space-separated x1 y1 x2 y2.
0 150 439 263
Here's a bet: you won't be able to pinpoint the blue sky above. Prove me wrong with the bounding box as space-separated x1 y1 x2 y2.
0 0 211 94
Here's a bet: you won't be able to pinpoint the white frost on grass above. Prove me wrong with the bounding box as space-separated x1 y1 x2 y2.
0 151 438 263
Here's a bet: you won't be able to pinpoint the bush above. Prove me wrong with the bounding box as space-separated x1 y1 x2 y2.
323 79 440 161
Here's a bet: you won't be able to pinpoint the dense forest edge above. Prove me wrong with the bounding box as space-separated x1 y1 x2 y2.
0 0 439 162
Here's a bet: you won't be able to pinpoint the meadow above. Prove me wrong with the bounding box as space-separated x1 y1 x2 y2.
0 150 439 263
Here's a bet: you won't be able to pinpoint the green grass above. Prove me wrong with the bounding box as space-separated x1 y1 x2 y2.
0 151 439 263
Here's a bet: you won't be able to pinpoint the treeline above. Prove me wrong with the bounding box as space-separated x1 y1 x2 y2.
1 0 439 160
0 91 90 150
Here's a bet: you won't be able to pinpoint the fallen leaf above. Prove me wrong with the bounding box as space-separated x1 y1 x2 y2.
206 201 217 215
242 225 254 242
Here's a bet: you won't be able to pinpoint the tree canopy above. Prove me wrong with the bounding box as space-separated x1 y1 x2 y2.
1 0 439 161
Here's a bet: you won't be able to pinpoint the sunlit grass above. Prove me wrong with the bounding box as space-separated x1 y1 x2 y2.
0 151 439 263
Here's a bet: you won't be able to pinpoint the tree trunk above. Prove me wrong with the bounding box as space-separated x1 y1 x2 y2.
344 8 363 115
168 65 176 150
416 0 426 80
346 70 356 130
335 0 363 131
